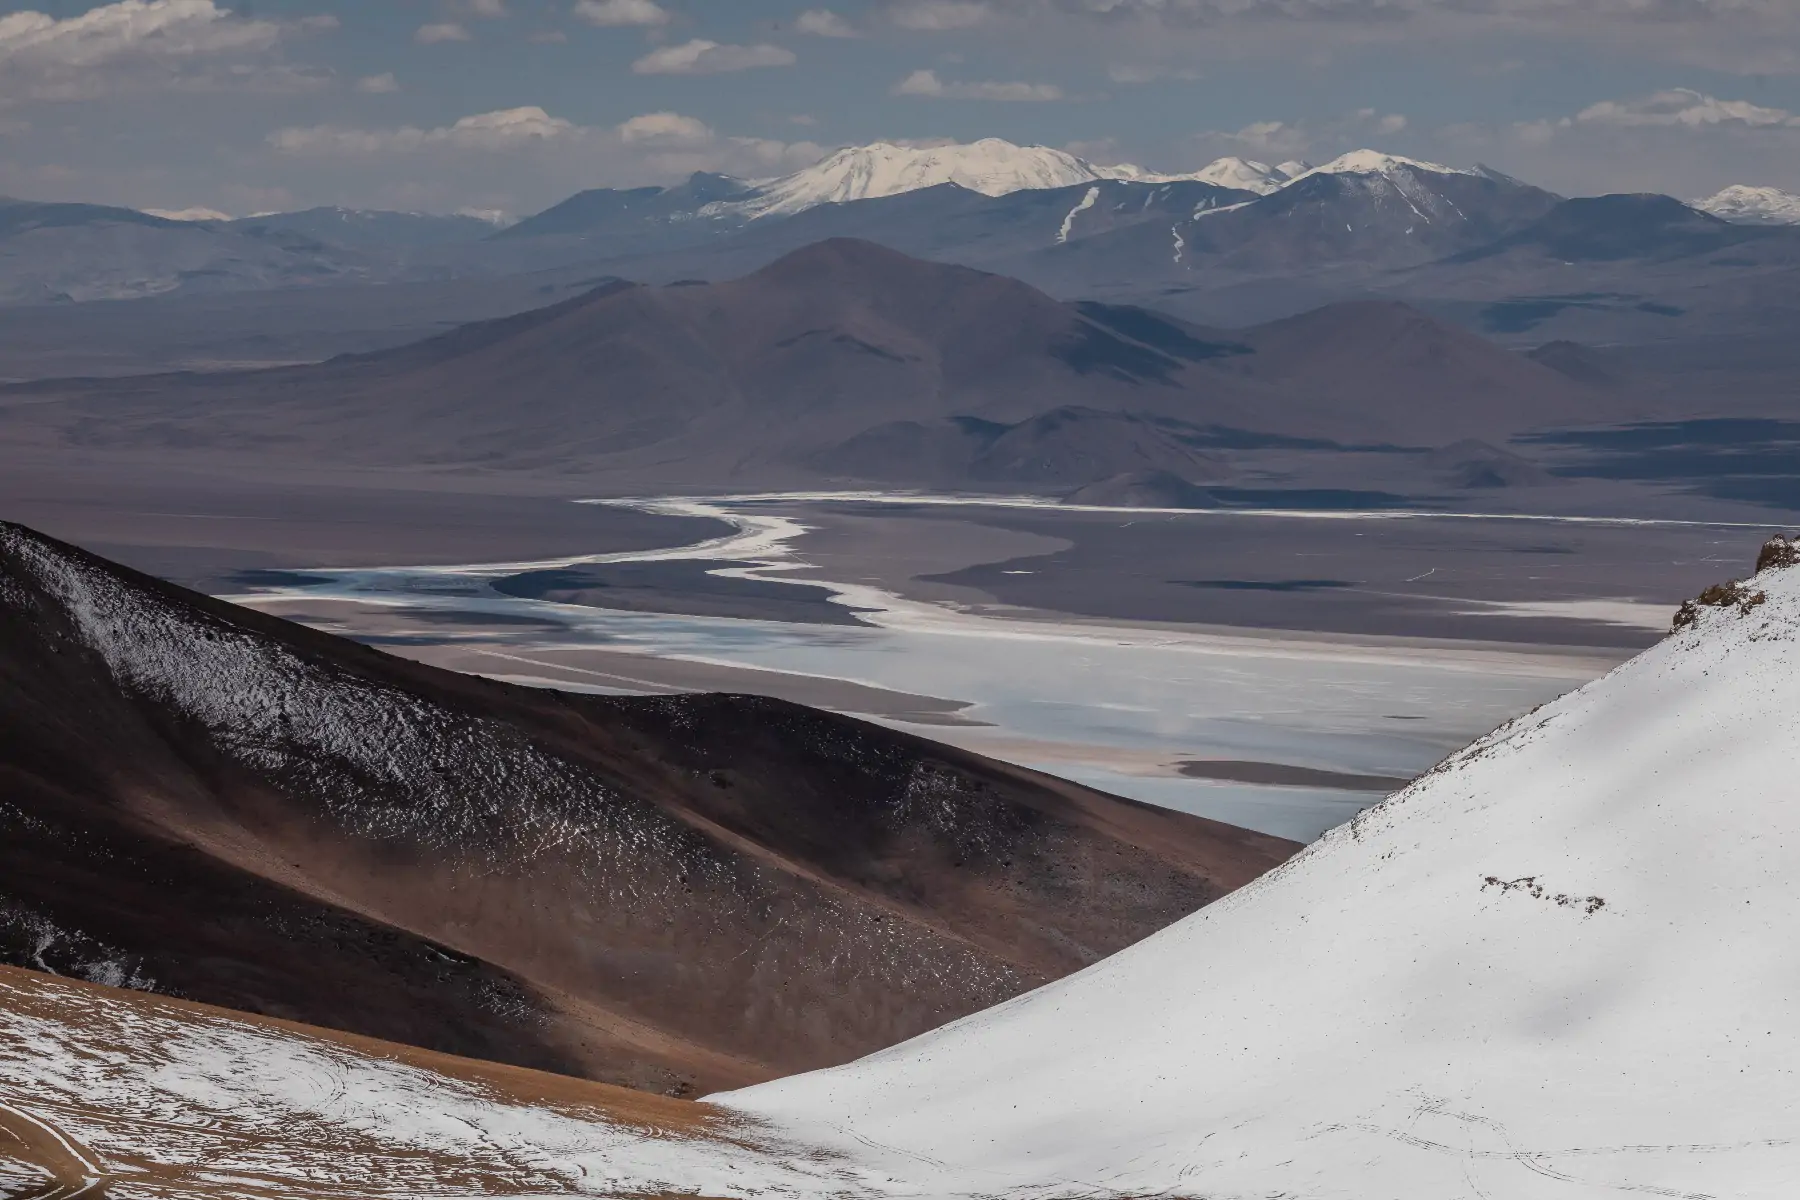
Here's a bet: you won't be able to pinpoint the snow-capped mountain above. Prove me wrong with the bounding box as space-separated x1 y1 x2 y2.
1696 184 1800 226
719 139 1305 219
722 537 1800 1197
723 139 1108 218
1287 149 1474 184
1115 147 1563 272
1110 156 1295 193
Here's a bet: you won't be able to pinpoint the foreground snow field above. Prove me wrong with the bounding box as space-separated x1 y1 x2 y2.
720 541 1800 1198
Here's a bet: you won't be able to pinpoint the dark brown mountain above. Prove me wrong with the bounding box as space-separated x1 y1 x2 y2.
0 521 1295 1096
1 239 1619 488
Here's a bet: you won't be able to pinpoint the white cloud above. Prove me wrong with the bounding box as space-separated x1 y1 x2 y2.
1183 108 1416 162
796 8 861 36
873 0 1800 74
466 0 510 16
415 23 472 45
886 1 991 30
572 0 671 27
1107 63 1201 83
632 39 798 75
1574 88 1800 129
271 106 578 155
0 0 279 67
893 68 1064 101
617 111 715 147
355 72 400 94
0 0 291 97
267 105 826 184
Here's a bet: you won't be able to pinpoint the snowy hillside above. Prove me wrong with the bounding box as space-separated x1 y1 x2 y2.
721 538 1800 1197
1697 184 1800 225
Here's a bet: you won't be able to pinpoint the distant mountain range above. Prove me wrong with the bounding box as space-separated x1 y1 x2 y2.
1 140 1798 384
3 239 1624 496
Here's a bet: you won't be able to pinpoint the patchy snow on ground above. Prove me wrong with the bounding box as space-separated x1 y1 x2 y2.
0 970 873 1199
719 544 1800 1198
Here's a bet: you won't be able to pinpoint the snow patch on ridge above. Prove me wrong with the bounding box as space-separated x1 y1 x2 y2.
1055 186 1100 243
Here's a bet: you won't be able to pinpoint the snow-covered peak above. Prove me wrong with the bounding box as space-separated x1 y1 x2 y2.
143 206 231 222
720 139 1291 220
1191 156 1292 193
722 539 1800 1195
1291 149 1473 183
1112 156 1292 194
1696 184 1800 225
727 139 1106 219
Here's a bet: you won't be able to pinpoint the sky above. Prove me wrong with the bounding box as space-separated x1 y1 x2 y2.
1 0 1799 219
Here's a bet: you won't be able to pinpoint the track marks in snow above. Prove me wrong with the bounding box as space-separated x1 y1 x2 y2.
0 1101 109 1199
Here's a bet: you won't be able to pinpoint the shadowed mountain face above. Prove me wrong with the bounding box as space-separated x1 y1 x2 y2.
1177 166 1563 272
494 172 754 244
0 197 388 304
0 522 1295 1096
3 239 1613 488
1454 194 1778 264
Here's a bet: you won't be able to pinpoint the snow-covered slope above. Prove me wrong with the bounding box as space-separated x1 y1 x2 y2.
725 139 1106 218
721 540 1800 1197
1696 184 1800 225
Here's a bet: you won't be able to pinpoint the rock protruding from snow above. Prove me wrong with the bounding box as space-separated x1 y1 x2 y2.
1696 184 1800 225
721 543 1800 1196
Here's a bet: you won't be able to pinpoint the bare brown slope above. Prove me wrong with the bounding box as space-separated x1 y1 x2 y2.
0 239 1621 487
1213 299 1604 440
0 521 1294 1097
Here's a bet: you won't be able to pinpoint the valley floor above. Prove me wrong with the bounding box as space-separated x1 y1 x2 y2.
215 491 1749 841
